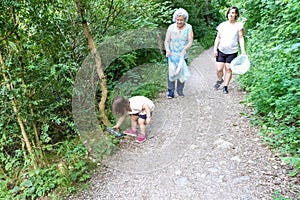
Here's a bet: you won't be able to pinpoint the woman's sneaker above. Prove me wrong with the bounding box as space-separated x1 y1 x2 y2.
214 79 224 89
136 134 146 143
223 86 229 94
123 128 137 136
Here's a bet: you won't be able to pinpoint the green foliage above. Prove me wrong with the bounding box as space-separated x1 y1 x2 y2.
237 0 300 181
56 140 92 185
0 139 93 199
15 166 61 198
272 190 292 200
131 83 166 99
282 156 300 177
88 0 173 38
109 61 167 100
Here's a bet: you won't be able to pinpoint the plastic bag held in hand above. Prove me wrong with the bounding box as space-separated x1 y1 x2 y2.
230 55 251 75
168 57 190 83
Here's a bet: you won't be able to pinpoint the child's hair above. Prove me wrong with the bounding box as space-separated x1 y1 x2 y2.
111 96 128 116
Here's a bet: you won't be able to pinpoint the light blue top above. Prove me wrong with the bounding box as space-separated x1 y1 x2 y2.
168 23 192 65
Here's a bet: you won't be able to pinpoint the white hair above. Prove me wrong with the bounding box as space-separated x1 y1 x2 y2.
172 8 189 23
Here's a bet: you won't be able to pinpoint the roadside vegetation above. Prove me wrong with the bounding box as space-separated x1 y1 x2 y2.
239 0 300 180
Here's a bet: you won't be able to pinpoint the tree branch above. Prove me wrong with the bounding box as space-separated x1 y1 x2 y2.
75 0 109 126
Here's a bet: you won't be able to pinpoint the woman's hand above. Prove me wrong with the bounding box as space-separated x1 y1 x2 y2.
166 50 171 57
213 49 218 58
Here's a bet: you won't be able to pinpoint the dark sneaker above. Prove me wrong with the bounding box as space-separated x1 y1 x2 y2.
177 92 184 97
214 79 224 90
223 87 229 94
136 134 146 143
123 128 137 137
167 95 174 99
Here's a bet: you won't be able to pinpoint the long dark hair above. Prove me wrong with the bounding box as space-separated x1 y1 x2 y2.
226 6 239 20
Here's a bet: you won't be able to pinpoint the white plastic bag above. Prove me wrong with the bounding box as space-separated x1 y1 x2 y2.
168 57 190 82
230 55 250 75
168 58 177 81
177 58 190 83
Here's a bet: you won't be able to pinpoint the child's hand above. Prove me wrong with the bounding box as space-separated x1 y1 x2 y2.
146 118 151 125
112 125 119 130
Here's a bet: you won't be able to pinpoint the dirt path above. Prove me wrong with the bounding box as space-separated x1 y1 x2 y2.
68 48 299 200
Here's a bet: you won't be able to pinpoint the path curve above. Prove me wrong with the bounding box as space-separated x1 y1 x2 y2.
68 47 299 200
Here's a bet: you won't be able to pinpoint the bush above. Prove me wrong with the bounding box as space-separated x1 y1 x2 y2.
238 0 300 177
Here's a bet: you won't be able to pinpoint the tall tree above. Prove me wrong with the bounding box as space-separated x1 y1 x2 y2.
75 0 110 126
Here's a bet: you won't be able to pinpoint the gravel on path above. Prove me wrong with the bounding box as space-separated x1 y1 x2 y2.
68 47 299 200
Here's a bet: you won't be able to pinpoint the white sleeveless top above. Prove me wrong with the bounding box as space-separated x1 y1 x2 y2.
217 21 244 54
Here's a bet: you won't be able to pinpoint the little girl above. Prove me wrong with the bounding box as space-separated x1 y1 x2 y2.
112 96 155 143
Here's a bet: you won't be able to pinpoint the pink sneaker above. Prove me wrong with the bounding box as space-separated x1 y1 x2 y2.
136 134 146 143
123 128 137 136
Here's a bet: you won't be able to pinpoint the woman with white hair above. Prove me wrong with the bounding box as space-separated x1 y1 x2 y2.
164 8 194 99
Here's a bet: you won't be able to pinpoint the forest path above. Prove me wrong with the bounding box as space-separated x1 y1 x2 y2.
68 47 299 200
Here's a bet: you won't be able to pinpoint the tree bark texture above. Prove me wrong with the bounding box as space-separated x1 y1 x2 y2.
0 51 36 169
75 0 110 127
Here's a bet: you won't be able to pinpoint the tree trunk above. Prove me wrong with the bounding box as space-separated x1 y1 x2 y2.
75 0 110 127
0 51 36 169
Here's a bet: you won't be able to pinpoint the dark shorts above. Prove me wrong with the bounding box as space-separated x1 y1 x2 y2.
131 112 153 120
216 49 238 63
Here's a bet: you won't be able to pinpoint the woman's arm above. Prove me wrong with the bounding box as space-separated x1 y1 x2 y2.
239 29 246 55
213 32 221 57
182 27 194 55
164 27 171 57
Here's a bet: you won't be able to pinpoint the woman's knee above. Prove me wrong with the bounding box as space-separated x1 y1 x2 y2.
225 68 232 73
216 63 225 71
